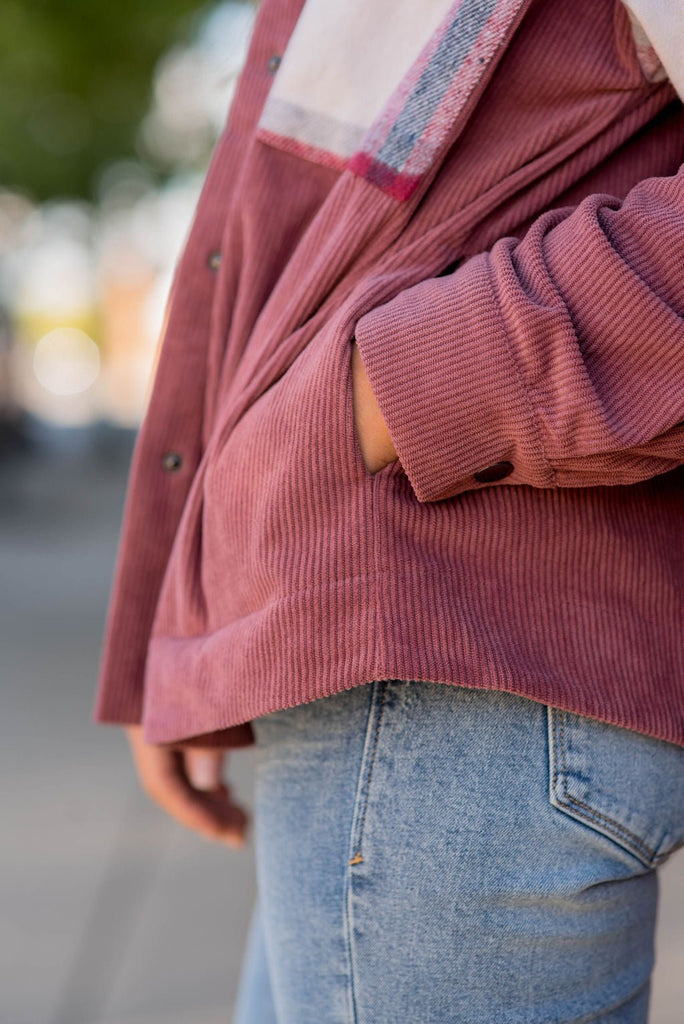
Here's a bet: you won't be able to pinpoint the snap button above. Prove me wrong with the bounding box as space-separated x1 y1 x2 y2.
207 250 222 271
161 451 183 473
267 54 282 74
474 461 514 483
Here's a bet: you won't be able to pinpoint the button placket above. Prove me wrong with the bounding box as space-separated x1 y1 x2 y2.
207 250 222 271
161 451 183 473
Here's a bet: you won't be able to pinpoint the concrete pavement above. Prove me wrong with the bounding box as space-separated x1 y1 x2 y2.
1 433 255 1024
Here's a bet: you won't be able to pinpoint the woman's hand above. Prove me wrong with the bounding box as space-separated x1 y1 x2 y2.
125 725 249 847
350 339 398 473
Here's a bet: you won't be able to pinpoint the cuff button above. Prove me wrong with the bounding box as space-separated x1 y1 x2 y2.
474 461 514 483
161 451 183 473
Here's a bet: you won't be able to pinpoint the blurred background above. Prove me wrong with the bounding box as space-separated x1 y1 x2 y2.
0 0 255 439
1 3 259 1022
1 3 683 1023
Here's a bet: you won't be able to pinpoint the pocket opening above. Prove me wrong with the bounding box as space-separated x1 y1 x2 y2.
345 335 401 481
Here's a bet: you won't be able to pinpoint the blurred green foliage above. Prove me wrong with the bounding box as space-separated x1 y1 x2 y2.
0 0 212 201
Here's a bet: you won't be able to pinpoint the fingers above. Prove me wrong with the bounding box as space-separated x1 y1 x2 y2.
183 747 225 791
124 725 249 847
148 766 248 847
350 340 398 472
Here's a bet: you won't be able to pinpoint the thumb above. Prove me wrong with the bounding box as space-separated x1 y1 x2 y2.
183 748 225 791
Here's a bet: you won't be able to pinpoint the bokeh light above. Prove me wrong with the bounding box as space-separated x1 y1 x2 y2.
0 0 256 432
32 327 100 396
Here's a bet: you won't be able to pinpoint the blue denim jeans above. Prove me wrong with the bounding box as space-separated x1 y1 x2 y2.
233 681 684 1023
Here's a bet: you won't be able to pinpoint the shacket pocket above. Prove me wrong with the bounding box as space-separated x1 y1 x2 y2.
547 706 684 869
199 318 399 623
342 333 402 482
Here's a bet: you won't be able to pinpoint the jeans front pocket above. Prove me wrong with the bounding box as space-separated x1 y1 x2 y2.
548 706 684 868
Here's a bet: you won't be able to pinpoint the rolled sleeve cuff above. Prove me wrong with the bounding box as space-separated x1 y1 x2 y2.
353 254 553 502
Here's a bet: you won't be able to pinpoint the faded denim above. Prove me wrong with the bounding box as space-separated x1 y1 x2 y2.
233 681 684 1023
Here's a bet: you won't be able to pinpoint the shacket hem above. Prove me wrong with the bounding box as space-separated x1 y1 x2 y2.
136 566 684 748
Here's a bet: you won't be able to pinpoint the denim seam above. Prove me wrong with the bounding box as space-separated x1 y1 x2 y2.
553 708 657 866
343 681 388 1024
350 681 388 863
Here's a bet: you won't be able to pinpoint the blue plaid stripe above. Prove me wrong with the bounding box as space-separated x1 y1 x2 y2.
377 0 499 172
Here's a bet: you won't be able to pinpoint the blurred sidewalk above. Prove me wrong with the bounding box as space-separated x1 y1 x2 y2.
1 429 683 1024
0 431 256 1024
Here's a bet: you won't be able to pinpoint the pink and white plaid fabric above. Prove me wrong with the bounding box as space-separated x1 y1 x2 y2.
258 0 681 201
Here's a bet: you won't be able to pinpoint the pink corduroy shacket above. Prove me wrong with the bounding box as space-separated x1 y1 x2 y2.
93 0 684 751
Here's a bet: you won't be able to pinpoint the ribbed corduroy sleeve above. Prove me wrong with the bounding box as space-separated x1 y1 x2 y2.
353 168 684 503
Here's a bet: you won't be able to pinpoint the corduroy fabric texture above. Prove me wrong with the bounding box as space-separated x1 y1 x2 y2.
93 0 684 750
